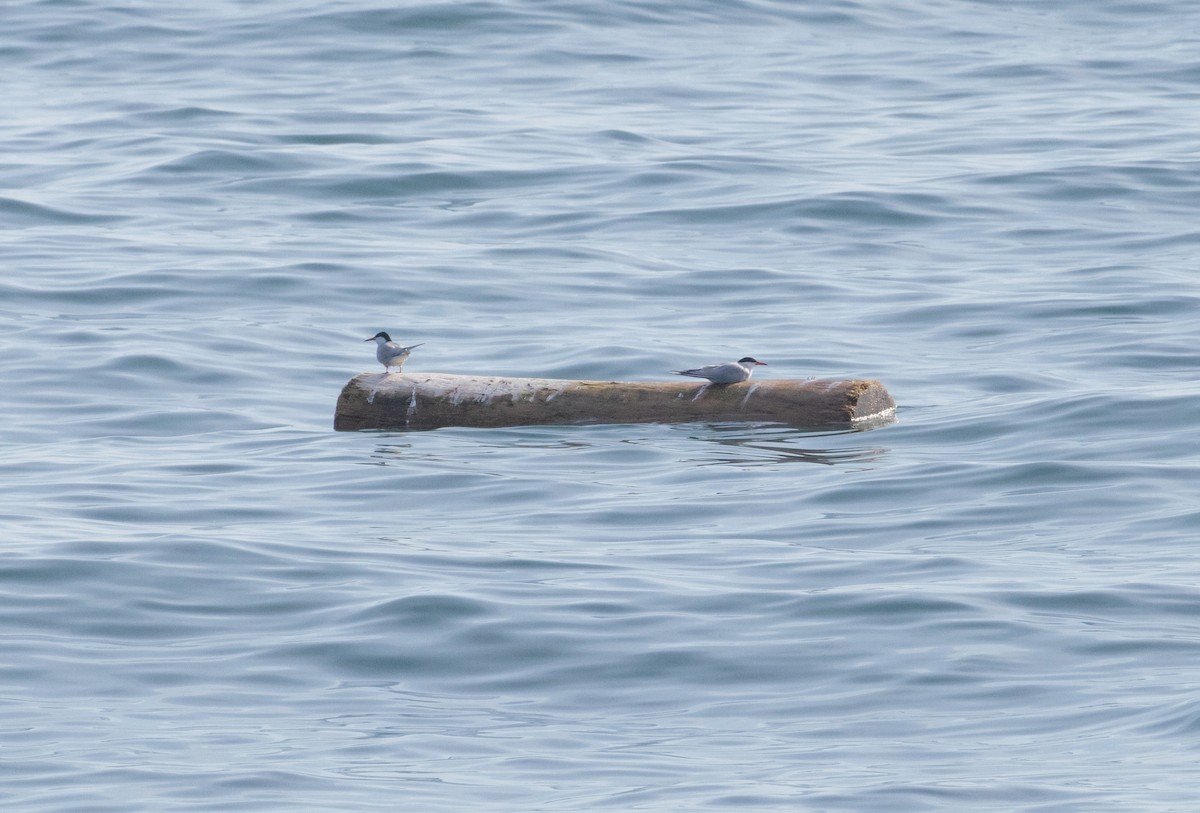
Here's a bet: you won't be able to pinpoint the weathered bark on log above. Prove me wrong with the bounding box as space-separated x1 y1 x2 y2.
334 372 895 431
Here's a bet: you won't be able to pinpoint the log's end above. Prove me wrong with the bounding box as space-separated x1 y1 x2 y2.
334 372 896 431
843 379 897 424
333 373 396 432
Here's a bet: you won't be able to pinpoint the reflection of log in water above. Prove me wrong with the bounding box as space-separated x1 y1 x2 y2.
334 372 896 431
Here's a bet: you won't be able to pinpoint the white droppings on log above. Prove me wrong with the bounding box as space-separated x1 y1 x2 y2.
406 386 419 421
739 383 760 407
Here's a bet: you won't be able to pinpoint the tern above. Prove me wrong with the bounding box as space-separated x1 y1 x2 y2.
673 356 767 384
365 331 424 373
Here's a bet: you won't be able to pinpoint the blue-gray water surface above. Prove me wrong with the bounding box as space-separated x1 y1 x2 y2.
4 1 1200 810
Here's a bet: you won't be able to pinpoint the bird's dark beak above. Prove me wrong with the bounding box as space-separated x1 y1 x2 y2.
758 361 768 366
363 337 373 342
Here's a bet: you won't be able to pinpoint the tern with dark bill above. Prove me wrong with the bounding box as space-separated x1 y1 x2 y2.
365 331 424 373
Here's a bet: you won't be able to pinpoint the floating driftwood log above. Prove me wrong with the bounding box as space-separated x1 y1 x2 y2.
334 372 895 431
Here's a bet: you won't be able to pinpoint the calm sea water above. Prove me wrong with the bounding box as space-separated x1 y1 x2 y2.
4 1 1200 810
